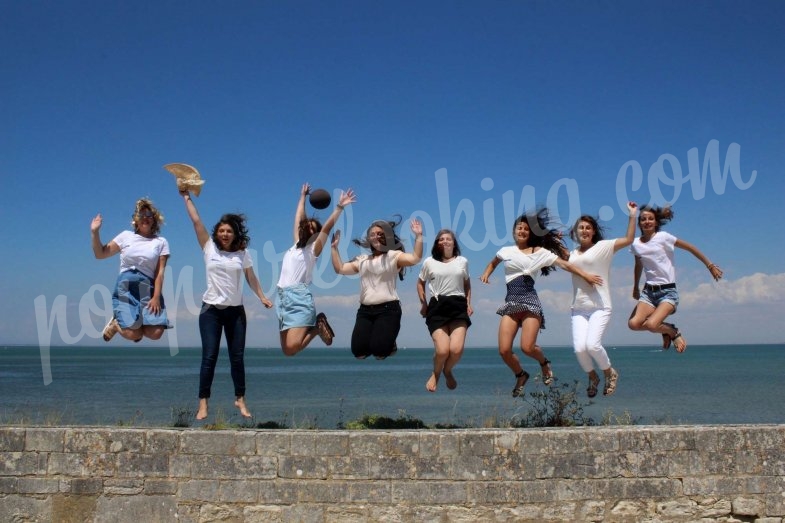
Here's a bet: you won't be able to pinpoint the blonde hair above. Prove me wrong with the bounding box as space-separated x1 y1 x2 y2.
131 197 164 235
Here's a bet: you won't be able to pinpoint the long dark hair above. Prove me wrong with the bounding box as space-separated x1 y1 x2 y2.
431 229 461 261
353 215 407 280
212 213 250 251
569 215 606 245
512 208 567 276
296 217 323 249
638 205 674 232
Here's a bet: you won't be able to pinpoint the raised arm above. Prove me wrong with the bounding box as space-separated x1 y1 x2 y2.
330 230 359 275
553 258 603 287
90 214 120 259
614 201 638 252
632 256 642 300
180 190 210 249
396 219 424 268
675 239 723 281
292 183 310 244
313 189 356 257
479 256 501 284
244 267 273 309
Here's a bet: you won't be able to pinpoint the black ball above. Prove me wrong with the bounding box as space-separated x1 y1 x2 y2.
309 188 331 209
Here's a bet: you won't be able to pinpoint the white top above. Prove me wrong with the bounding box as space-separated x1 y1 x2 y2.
496 246 558 284
202 239 253 306
277 243 317 288
418 256 469 299
569 239 615 311
630 231 677 284
357 250 402 305
112 230 170 280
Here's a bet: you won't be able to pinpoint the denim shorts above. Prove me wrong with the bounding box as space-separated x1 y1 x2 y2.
275 283 316 331
640 285 679 312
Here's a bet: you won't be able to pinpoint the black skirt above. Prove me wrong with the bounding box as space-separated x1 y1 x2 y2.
424 295 472 334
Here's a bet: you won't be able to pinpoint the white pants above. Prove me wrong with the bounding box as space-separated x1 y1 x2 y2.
571 309 612 373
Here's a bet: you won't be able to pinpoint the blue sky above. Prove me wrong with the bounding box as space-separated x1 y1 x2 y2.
2 1 783 353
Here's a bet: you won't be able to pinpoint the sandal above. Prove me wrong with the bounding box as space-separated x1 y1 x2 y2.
603 368 619 396
672 331 687 353
102 318 120 342
512 370 529 397
540 358 554 385
587 372 600 398
315 312 334 346
661 322 676 349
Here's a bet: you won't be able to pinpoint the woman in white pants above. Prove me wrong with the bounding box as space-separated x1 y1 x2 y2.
568 202 637 397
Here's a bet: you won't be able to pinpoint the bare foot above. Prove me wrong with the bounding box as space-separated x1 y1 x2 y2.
426 373 438 392
196 398 208 420
444 370 457 390
235 397 252 418
673 331 687 353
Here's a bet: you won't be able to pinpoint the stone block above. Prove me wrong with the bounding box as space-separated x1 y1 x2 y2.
622 478 682 498
390 480 429 503
218 479 259 502
460 432 495 456
452 454 535 481
694 426 720 451
388 433 420 456
25 427 65 451
278 456 329 479
94 494 175 523
517 430 550 455
733 496 765 516
169 454 192 477
48 452 85 475
656 499 698 518
280 504 324 523
190 454 276 479
328 456 370 479
549 430 588 454
258 479 299 504
178 479 220 502
412 456 451 480
555 478 610 501
17 476 60 494
694 497 733 518
0 494 52 522
53 494 99 523
578 500 606 521
717 426 750 451
143 479 178 495
180 430 256 455
107 429 145 453
610 499 649 518
103 478 144 495
586 429 619 453
70 477 103 494
603 451 638 478
296 480 349 503
65 428 108 452
368 455 414 479
83 452 117 477
186 502 241 523
667 449 701 477
618 428 654 452
348 480 392 503
312 432 349 456
116 452 169 478
0 451 47 475
636 451 670 477
542 502 577 520
765 491 785 517
144 429 180 454
0 427 25 451
348 432 389 456
244 504 284 523
542 452 604 479
256 432 291 456
0 477 18 493
428 481 470 504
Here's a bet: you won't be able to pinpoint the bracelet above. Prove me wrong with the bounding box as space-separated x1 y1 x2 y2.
337 204 345 210
708 263 717 269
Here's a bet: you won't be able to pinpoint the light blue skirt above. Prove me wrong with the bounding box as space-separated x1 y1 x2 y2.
276 283 316 331
112 270 171 329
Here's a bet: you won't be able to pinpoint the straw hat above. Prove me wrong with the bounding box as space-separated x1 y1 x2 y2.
164 163 205 196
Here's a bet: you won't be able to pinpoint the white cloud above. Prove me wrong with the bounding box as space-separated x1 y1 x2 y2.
681 272 785 308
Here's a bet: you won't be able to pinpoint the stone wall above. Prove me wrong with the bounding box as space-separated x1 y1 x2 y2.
1 425 784 522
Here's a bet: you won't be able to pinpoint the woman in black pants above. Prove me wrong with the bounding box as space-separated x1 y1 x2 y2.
331 216 423 359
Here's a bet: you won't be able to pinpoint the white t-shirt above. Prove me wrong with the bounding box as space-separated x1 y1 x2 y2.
630 231 677 284
112 230 170 280
357 250 402 305
418 256 469 299
495 246 558 284
202 239 252 306
569 239 615 312
277 243 317 288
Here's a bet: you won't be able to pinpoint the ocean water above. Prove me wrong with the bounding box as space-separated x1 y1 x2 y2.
1 344 783 428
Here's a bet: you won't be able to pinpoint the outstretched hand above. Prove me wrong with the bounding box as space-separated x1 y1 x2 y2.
331 230 341 248
301 183 311 197
338 189 357 208
627 201 638 216
90 214 102 233
708 264 723 281
410 218 423 236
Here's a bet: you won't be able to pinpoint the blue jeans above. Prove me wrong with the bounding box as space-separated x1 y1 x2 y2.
198 303 247 399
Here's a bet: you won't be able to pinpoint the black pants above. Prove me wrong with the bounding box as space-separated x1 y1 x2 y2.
351 300 402 359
